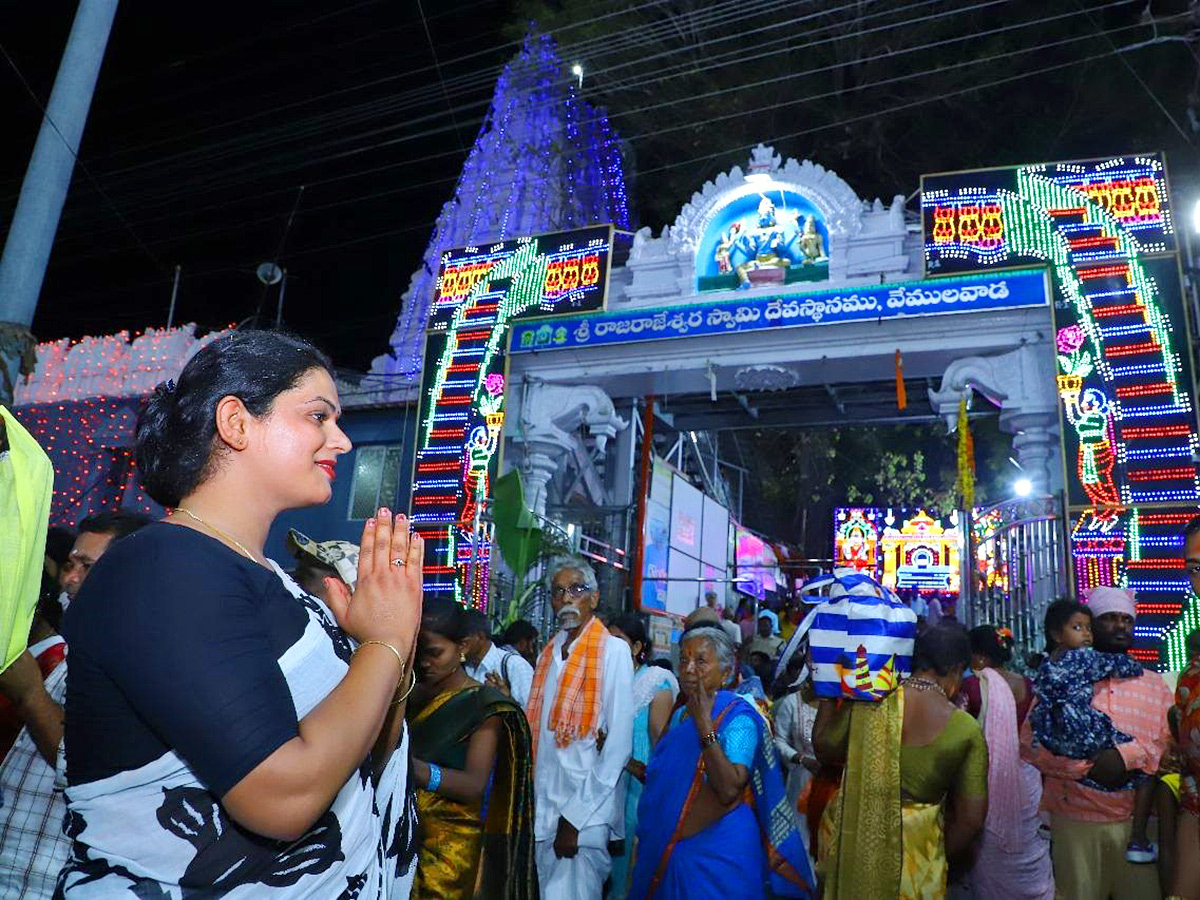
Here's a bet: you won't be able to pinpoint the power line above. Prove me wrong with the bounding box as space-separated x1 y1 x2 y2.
51 0 1168 242
38 0 862 193
620 6 1183 141
635 43 1158 179
41 26 1173 320
1073 0 1195 145
0 37 170 275
45 11 1180 268
416 0 470 152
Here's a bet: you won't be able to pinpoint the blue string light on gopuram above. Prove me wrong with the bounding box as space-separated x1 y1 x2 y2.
369 33 632 393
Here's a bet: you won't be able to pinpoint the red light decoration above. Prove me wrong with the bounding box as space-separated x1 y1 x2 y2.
414 226 620 608
1092 303 1145 318
924 154 1194 668
11 398 162 526
1121 425 1193 438
1116 383 1173 399
1139 512 1197 525
1137 602 1186 616
1105 341 1160 357
1078 264 1130 280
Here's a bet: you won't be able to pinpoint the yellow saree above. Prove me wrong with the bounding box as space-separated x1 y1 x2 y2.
819 688 988 899
408 684 537 899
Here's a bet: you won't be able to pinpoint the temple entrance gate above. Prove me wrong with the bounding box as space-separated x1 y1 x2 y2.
424 146 1197 668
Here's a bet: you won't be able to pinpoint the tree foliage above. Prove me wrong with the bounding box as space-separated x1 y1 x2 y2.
732 415 1010 556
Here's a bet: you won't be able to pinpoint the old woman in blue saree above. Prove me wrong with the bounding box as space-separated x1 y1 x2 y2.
631 625 814 899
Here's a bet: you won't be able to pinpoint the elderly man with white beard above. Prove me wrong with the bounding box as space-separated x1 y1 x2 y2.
526 556 633 898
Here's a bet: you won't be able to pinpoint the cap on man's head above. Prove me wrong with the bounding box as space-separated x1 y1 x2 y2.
287 529 359 591
1085 585 1137 621
685 606 721 629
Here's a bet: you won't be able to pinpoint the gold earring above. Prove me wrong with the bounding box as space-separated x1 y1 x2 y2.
460 653 466 663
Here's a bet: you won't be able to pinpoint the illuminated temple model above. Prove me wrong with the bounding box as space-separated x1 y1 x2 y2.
367 34 631 395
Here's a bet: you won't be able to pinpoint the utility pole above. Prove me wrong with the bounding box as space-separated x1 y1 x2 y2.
0 0 119 407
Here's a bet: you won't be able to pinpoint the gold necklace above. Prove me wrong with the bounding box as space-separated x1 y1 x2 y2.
904 676 949 700
175 507 259 563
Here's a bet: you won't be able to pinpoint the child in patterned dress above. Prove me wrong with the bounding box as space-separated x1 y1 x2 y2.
1031 597 1156 863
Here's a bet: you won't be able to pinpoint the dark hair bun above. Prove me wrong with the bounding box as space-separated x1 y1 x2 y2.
135 330 331 508
968 624 1013 666
610 612 650 663
913 622 972 677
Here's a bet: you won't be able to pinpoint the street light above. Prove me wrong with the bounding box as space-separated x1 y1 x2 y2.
571 63 583 88
1014 477 1033 498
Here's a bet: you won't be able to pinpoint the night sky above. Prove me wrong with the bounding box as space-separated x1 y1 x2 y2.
3 2 1198 373
0 1 512 371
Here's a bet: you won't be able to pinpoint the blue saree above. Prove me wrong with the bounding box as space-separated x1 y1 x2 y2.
630 691 814 899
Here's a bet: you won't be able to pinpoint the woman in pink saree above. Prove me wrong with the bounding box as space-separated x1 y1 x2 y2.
964 626 1054 900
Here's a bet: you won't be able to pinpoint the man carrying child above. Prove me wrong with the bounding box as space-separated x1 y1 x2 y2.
1020 586 1173 900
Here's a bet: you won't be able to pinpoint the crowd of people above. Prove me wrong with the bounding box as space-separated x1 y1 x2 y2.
1 328 1200 899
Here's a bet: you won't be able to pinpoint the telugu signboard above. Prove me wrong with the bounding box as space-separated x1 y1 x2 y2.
509 268 1049 353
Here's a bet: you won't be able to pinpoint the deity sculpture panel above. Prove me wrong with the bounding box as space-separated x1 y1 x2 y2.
695 187 830 292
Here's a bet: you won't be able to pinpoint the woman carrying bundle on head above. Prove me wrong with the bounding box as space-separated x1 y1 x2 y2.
814 623 989 899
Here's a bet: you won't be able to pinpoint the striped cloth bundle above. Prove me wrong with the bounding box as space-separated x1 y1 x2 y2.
801 569 916 702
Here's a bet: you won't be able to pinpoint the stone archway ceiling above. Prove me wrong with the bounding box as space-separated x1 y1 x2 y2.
653 378 985 433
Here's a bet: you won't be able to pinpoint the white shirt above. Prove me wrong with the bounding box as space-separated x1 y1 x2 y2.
465 641 534 708
772 690 819 808
533 628 634 843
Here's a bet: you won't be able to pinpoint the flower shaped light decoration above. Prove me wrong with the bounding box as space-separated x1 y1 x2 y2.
1055 325 1094 380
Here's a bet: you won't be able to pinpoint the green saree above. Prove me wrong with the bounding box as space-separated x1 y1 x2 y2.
818 688 989 899
408 685 538 899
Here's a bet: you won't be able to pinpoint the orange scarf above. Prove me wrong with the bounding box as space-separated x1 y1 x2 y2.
526 615 608 759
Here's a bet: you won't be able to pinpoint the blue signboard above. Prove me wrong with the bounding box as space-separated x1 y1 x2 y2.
509 268 1049 353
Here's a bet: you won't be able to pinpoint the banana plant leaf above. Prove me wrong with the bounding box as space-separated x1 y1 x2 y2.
491 469 542 586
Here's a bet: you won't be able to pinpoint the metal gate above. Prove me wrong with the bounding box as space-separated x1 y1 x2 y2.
963 496 1067 663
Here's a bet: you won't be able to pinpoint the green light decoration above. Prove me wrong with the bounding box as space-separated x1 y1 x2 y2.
411 227 619 608
923 155 1198 669
1166 593 1200 670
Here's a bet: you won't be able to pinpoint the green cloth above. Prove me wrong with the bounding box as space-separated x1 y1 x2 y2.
0 406 54 672
824 688 905 899
899 709 989 803
491 470 542 582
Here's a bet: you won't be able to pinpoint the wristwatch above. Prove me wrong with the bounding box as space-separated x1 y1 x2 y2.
700 730 719 748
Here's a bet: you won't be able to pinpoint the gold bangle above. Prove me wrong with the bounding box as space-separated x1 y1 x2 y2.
354 640 405 682
391 668 417 706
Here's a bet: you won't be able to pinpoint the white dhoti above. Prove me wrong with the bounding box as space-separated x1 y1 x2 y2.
535 824 612 899
529 626 635 900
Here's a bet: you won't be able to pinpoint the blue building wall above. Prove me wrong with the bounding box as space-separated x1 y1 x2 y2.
265 403 418 564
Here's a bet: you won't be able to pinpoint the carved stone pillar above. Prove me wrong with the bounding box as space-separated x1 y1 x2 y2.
929 342 1061 493
507 381 630 516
